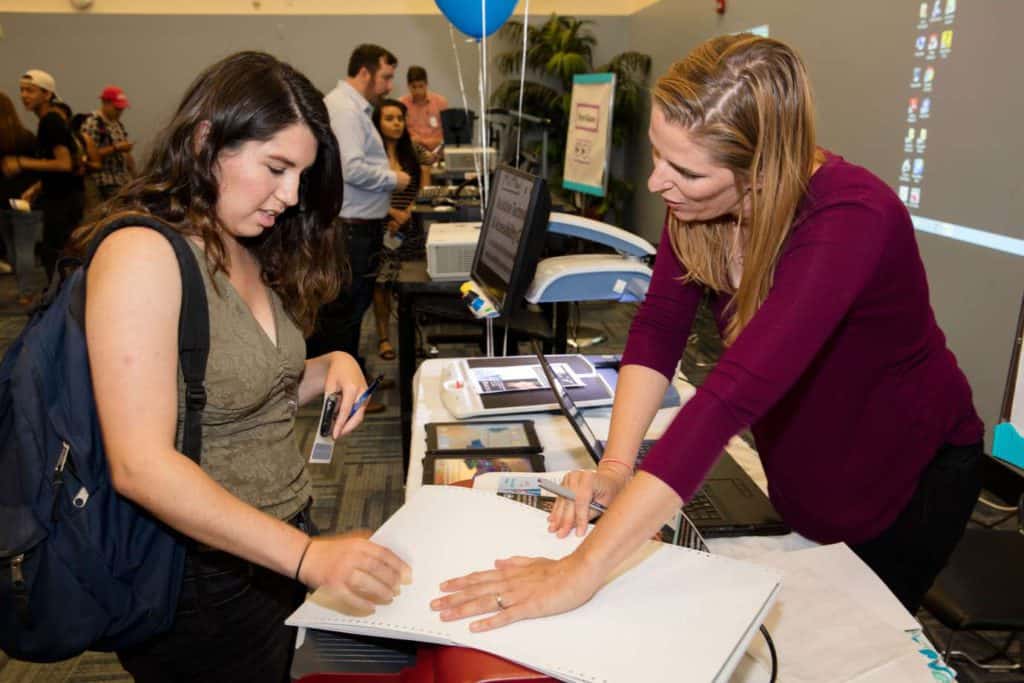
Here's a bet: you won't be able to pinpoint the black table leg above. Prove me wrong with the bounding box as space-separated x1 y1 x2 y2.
553 301 569 354
398 288 416 477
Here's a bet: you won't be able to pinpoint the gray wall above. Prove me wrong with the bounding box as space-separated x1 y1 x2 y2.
630 0 1022 441
1 5 1018 439
0 12 630 160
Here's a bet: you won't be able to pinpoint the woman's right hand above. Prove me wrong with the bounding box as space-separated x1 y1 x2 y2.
298 530 411 616
547 468 631 538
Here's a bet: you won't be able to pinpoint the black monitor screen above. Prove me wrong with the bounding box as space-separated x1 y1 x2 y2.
471 166 550 316
440 108 475 146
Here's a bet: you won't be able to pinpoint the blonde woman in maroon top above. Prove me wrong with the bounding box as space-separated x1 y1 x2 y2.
431 34 983 628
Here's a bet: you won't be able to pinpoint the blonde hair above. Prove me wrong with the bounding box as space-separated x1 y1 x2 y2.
653 34 818 344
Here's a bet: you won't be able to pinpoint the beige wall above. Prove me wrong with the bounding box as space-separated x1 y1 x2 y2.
0 11 630 160
0 0 660 15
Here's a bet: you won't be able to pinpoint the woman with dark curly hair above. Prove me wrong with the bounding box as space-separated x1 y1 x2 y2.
74 52 409 681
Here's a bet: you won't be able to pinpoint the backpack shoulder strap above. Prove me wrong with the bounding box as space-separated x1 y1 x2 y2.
85 214 209 464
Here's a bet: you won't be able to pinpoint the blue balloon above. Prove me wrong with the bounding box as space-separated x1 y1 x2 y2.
436 0 518 40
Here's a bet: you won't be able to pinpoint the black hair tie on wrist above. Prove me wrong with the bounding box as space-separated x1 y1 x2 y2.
294 537 313 582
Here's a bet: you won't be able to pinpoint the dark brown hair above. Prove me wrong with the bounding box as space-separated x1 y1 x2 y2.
373 99 419 178
347 44 397 79
407 65 428 84
0 91 34 155
73 51 344 335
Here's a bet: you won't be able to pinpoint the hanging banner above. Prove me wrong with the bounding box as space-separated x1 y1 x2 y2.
562 72 615 197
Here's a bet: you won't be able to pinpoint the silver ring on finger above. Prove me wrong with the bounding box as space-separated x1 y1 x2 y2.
495 593 507 610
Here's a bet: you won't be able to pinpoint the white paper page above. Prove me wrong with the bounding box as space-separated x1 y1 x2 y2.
743 544 916 682
757 544 919 631
288 486 781 683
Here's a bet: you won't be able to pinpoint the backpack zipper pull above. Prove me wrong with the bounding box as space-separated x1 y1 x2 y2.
51 442 71 522
11 553 31 626
11 553 25 590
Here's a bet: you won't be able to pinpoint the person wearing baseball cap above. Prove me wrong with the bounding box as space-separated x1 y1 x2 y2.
19 69 58 101
100 85 130 110
2 68 82 280
81 85 135 200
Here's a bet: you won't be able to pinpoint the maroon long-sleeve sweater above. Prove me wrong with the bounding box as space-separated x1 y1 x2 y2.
622 152 983 545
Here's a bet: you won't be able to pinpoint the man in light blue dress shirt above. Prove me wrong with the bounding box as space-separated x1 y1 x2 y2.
311 45 411 408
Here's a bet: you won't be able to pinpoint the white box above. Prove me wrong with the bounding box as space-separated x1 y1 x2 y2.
444 146 498 174
425 222 481 281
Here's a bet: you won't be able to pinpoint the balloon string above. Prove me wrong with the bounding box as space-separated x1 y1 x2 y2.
515 0 529 168
477 38 488 208
480 0 489 207
449 23 483 199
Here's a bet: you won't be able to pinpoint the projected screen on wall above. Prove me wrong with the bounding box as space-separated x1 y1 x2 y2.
889 1 1022 255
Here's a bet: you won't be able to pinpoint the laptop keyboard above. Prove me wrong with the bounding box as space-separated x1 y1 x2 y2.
622 443 724 523
683 488 724 522
634 441 653 465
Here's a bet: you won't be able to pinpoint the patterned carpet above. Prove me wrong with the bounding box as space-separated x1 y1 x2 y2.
0 263 1019 681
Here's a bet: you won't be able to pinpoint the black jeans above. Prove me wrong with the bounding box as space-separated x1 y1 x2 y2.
306 218 383 373
37 192 84 281
851 441 982 614
117 506 317 683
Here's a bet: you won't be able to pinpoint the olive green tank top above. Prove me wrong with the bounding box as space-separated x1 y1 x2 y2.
175 239 312 521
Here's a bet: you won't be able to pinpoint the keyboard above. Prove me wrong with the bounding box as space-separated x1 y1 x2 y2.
498 491 555 513
683 488 724 522
634 440 654 465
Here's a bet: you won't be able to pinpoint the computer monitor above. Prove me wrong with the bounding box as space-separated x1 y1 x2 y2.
440 108 476 146
470 165 551 316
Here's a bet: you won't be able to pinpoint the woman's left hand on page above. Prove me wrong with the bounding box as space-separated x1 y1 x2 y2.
431 554 602 632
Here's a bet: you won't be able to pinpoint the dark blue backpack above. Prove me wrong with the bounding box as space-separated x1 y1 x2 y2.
0 214 209 662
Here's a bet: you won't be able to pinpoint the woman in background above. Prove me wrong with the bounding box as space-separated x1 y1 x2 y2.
0 91 42 303
371 98 431 361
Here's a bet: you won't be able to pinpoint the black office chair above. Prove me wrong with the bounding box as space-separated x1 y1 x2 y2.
922 458 1024 672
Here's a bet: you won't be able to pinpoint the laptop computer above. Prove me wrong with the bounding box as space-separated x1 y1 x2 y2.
533 347 790 538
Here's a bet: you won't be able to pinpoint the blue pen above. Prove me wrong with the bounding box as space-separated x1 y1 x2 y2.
538 479 607 514
348 374 385 418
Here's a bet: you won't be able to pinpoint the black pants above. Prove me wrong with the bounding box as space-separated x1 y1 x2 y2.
851 441 982 613
306 218 383 371
37 192 84 281
117 507 316 683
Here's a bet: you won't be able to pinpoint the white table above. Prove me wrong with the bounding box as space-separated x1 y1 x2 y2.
405 358 956 683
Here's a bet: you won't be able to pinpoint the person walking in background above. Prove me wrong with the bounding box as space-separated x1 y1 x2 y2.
1 70 82 281
75 51 409 681
312 44 410 413
399 65 448 156
81 86 135 202
51 102 96 230
0 91 43 303
371 99 432 361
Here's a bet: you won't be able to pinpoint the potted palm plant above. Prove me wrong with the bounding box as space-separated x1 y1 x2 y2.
491 14 651 222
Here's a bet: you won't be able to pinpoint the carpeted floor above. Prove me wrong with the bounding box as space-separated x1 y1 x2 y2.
0 263 1020 682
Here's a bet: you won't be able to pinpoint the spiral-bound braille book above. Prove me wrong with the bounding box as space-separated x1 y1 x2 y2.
287 486 781 683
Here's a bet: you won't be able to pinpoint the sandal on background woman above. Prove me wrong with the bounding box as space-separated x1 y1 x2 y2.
378 338 396 360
